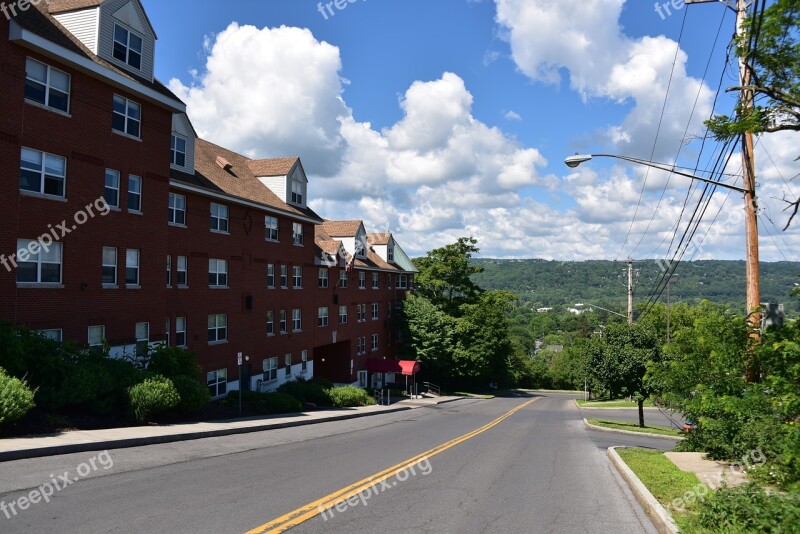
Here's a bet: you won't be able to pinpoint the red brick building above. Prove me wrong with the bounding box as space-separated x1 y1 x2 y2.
0 0 416 397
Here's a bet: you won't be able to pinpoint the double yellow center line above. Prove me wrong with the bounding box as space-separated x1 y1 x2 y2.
246 398 538 533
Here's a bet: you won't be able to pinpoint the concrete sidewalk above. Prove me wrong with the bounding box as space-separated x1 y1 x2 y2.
0 396 464 462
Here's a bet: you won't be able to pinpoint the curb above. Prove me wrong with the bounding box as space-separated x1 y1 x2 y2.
608 446 679 534
574 399 659 410
0 405 413 462
584 418 684 441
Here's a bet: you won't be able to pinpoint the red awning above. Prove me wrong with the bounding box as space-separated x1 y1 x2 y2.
365 359 420 376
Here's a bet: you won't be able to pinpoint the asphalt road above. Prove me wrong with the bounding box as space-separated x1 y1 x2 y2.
0 392 678 533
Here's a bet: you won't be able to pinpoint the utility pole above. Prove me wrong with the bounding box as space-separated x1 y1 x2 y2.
666 275 679 343
627 258 633 326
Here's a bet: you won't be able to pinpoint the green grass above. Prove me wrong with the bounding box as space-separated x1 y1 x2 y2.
616 447 703 531
588 418 684 437
451 391 493 399
576 398 655 408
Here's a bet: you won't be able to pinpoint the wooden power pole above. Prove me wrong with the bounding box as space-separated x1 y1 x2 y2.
627 259 633 326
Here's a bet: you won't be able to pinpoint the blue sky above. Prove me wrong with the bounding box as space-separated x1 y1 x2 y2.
141 0 798 261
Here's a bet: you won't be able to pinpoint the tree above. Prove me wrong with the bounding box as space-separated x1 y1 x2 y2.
705 0 800 227
399 293 458 385
414 237 483 315
588 323 662 427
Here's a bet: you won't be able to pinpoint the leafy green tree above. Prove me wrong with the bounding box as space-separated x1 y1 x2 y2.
705 0 800 226
399 293 458 385
414 237 483 315
588 323 662 427
454 291 516 386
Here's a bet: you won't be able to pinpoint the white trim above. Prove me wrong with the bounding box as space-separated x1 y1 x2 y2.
9 21 184 113
170 181 322 225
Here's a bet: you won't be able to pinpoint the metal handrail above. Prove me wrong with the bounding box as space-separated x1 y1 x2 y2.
423 382 441 396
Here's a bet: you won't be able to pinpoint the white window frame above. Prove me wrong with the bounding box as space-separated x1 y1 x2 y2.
285 354 292 377
267 311 274 336
292 309 302 332
292 222 303 245
88 325 105 348
339 305 348 324
210 203 229 233
265 216 279 241
171 134 187 167
291 180 304 205
19 147 66 198
166 255 172 287
207 368 227 397
176 317 187 347
263 357 278 382
318 307 329 327
25 57 70 113
372 303 379 320
358 271 366 289
339 269 348 288
267 264 275 288
208 314 228 343
372 272 379 289
301 350 308 372
38 329 62 342
318 268 329 288
104 169 120 208
371 334 378 351
102 246 117 286
15 239 63 285
208 259 228 288
128 175 142 213
280 265 288 288
112 94 141 138
126 249 140 286
292 266 302 288
279 310 287 334
176 256 187 286
168 193 186 226
112 23 143 70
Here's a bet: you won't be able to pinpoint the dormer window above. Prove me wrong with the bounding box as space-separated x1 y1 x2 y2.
171 135 187 167
291 180 304 205
387 244 395 262
113 24 143 70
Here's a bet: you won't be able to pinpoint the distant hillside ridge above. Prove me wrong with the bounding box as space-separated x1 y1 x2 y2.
470 259 800 316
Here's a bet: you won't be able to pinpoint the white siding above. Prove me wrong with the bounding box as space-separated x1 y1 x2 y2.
372 244 388 262
53 8 100 54
258 175 288 202
97 0 156 81
171 113 196 175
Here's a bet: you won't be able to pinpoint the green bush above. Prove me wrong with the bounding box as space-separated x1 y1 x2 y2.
236 391 302 415
171 376 211 416
328 386 376 407
145 346 202 380
696 483 800 533
309 376 334 389
277 379 332 406
127 375 180 423
0 369 35 425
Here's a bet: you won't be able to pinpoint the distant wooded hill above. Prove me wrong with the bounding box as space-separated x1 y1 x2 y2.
471 259 800 316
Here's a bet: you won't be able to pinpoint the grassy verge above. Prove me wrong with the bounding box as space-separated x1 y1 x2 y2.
576 398 655 408
451 392 493 399
588 418 684 437
616 448 702 531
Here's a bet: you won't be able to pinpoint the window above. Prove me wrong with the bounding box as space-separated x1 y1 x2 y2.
135 321 149 355
263 357 278 382
102 247 117 285
112 95 141 138
165 318 171 346
318 307 329 327
339 305 348 324
291 180 304 205
207 369 227 397
387 273 392 288
292 222 303 245
19 147 66 197
267 264 275 288
396 274 408 289
88 325 104 348
292 309 302 332
357 304 366 322
356 337 365 355
25 58 70 113
104 170 120 207
318 268 329 288
176 317 186 347
38 329 62 342
267 311 274 336
168 193 186 225
301 350 308 372
171 135 187 167
279 265 288 288
126 249 139 286
372 272 379 289
358 271 366 289
372 303 379 320
387 244 394 262
113 24 143 70
207 314 228 343
176 256 187 286
166 255 172 286
265 216 279 241
339 269 348 288
279 310 287 334
285 354 292 377
292 266 302 288
371 334 378 351
209 259 228 287
127 175 142 212
16 240 62 284
210 203 229 233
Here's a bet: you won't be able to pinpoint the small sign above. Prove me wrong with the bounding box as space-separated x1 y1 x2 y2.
237 352 243 366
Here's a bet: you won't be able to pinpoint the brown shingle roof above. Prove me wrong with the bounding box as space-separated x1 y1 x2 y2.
367 232 392 246
321 220 363 238
47 0 104 14
247 157 299 177
14 3 180 103
193 139 322 222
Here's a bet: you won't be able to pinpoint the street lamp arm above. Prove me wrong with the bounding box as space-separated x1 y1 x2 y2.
564 153 748 194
